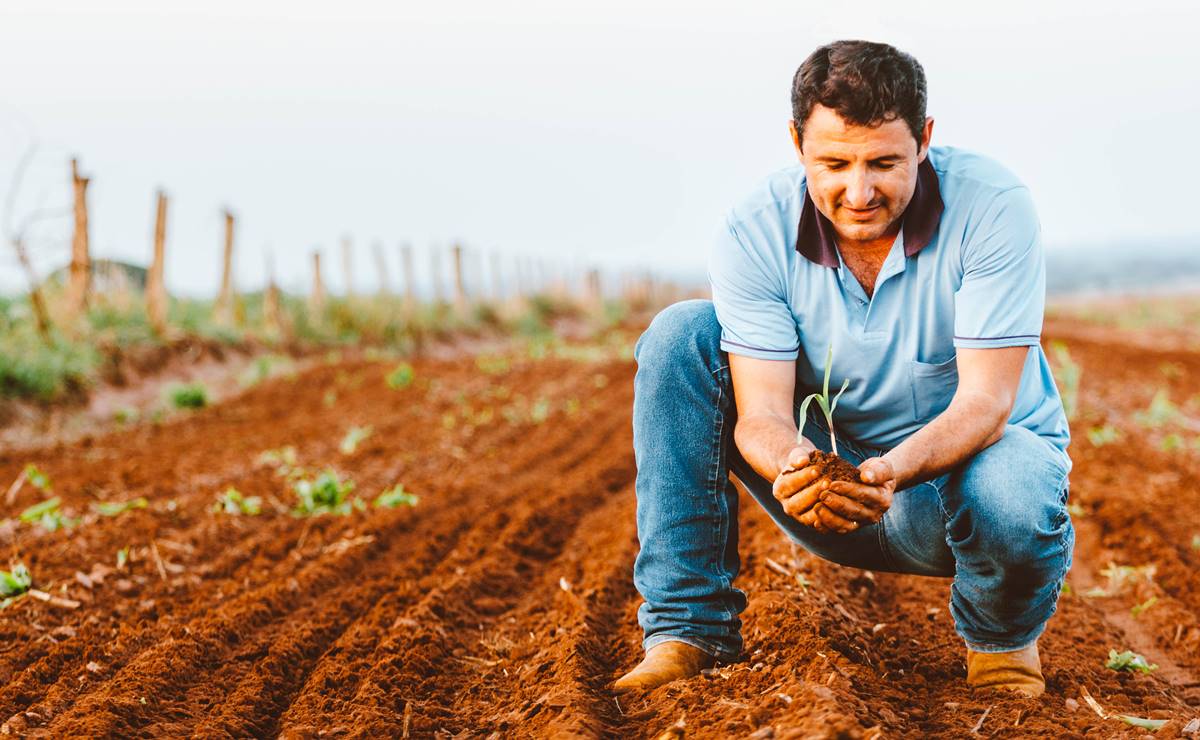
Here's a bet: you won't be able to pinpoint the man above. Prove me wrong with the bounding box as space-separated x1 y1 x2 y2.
614 40 1073 698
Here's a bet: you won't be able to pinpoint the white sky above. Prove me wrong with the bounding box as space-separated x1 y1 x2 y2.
1 0 1197 297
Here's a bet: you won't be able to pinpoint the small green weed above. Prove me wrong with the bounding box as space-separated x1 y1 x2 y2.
1134 389 1182 428
386 363 415 390
93 498 148 517
339 425 374 455
19 497 78 532
1105 649 1157 673
212 487 262 515
1086 425 1120 447
374 484 419 509
169 383 208 409
292 470 363 516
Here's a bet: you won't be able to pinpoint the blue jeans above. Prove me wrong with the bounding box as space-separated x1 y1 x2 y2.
632 300 1074 661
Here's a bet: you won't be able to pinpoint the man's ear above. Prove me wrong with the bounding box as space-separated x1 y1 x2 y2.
788 119 803 158
917 116 934 162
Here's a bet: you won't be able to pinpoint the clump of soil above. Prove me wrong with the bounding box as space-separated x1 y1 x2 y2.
806 450 862 484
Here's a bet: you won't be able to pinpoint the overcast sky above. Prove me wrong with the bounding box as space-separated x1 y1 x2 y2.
1 0 1197 297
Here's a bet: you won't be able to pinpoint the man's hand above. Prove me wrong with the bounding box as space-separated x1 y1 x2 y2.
772 447 857 535
810 457 897 528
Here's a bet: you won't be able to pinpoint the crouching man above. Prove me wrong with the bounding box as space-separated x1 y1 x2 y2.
615 40 1073 698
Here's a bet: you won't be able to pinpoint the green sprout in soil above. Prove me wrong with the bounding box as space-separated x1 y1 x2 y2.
1049 342 1081 421
0 563 32 609
1192 534 1200 550
116 547 129 570
1105 649 1157 673
258 446 301 479
386 362 415 390
1134 388 1182 429
292 470 363 516
339 425 374 455
23 464 51 492
797 344 850 456
212 487 262 515
93 497 148 517
530 398 551 424
1086 425 1120 447
19 497 78 532
1130 596 1158 618
1120 716 1167 731
212 486 261 515
170 383 209 409
374 484 419 509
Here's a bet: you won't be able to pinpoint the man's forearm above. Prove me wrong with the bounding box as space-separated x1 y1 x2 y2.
734 413 813 482
882 391 1009 489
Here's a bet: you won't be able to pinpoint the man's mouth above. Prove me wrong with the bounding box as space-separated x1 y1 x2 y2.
841 205 882 220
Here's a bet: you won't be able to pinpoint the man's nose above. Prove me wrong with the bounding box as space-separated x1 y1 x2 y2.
843 169 876 209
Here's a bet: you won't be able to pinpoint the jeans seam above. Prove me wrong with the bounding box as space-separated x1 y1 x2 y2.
710 363 736 627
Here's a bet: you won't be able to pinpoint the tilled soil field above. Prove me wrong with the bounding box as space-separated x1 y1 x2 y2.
1 323 1200 738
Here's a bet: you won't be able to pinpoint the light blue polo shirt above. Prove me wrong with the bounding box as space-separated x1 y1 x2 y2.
708 145 1070 456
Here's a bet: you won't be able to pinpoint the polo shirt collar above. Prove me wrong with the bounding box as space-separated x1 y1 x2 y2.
795 157 944 268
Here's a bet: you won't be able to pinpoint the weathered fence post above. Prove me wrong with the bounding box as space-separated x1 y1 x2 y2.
451 243 467 314
373 240 390 297
310 251 326 316
341 235 355 299
400 242 416 313
263 251 282 336
214 209 236 326
430 245 445 305
65 157 91 321
146 190 169 336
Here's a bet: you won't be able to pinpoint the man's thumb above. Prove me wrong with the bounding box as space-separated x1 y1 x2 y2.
860 459 884 483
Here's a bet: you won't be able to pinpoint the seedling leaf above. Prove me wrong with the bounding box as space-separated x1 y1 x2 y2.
212 488 262 516
1105 649 1157 673
375 485 419 509
0 564 32 597
93 498 149 517
386 363 415 390
339 425 374 455
1119 715 1168 730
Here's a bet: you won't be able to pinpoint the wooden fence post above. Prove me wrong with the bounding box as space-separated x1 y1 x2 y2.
451 243 467 313
146 190 169 335
65 157 91 321
341 235 355 298
373 240 390 296
430 245 445 305
310 251 326 316
214 209 235 326
263 251 282 336
400 242 416 313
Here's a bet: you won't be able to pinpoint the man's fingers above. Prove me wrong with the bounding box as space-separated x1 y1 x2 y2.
773 465 821 501
827 480 892 509
781 479 826 517
818 491 881 523
814 503 858 533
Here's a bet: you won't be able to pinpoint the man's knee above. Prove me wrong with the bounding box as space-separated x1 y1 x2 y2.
947 427 1071 567
634 299 722 369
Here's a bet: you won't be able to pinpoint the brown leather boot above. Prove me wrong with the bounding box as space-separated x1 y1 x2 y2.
612 641 716 694
966 643 1045 697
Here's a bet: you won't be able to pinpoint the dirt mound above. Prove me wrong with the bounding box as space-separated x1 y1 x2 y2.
0 328 1197 737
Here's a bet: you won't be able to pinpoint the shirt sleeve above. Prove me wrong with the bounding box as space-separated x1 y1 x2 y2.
708 216 800 360
953 186 1046 349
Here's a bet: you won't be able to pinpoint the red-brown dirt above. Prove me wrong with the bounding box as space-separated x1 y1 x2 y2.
1 324 1199 738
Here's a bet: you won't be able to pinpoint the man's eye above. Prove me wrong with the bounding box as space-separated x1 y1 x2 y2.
826 163 846 170
874 162 896 170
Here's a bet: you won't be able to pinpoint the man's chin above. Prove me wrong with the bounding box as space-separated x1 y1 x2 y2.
833 222 891 244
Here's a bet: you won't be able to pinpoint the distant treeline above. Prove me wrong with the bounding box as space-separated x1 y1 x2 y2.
1046 242 1200 296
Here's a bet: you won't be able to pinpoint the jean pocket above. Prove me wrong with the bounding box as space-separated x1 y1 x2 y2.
910 356 958 420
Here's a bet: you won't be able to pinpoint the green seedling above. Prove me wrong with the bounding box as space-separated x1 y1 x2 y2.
1105 649 1157 673
93 497 148 517
339 425 374 455
1130 596 1158 618
257 446 301 479
1120 716 1167 731
374 484 419 509
0 563 32 609
116 547 129 570
114 406 139 424
1134 389 1182 429
169 383 208 409
1192 534 1200 550
23 464 51 492
796 344 850 456
292 470 363 516
212 487 262 516
1049 342 1081 421
386 363 415 390
1086 425 1120 447
19 497 78 532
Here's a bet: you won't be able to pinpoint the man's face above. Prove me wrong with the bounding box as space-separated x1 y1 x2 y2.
790 104 933 246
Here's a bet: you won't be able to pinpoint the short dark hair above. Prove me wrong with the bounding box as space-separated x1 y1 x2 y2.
791 40 927 149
